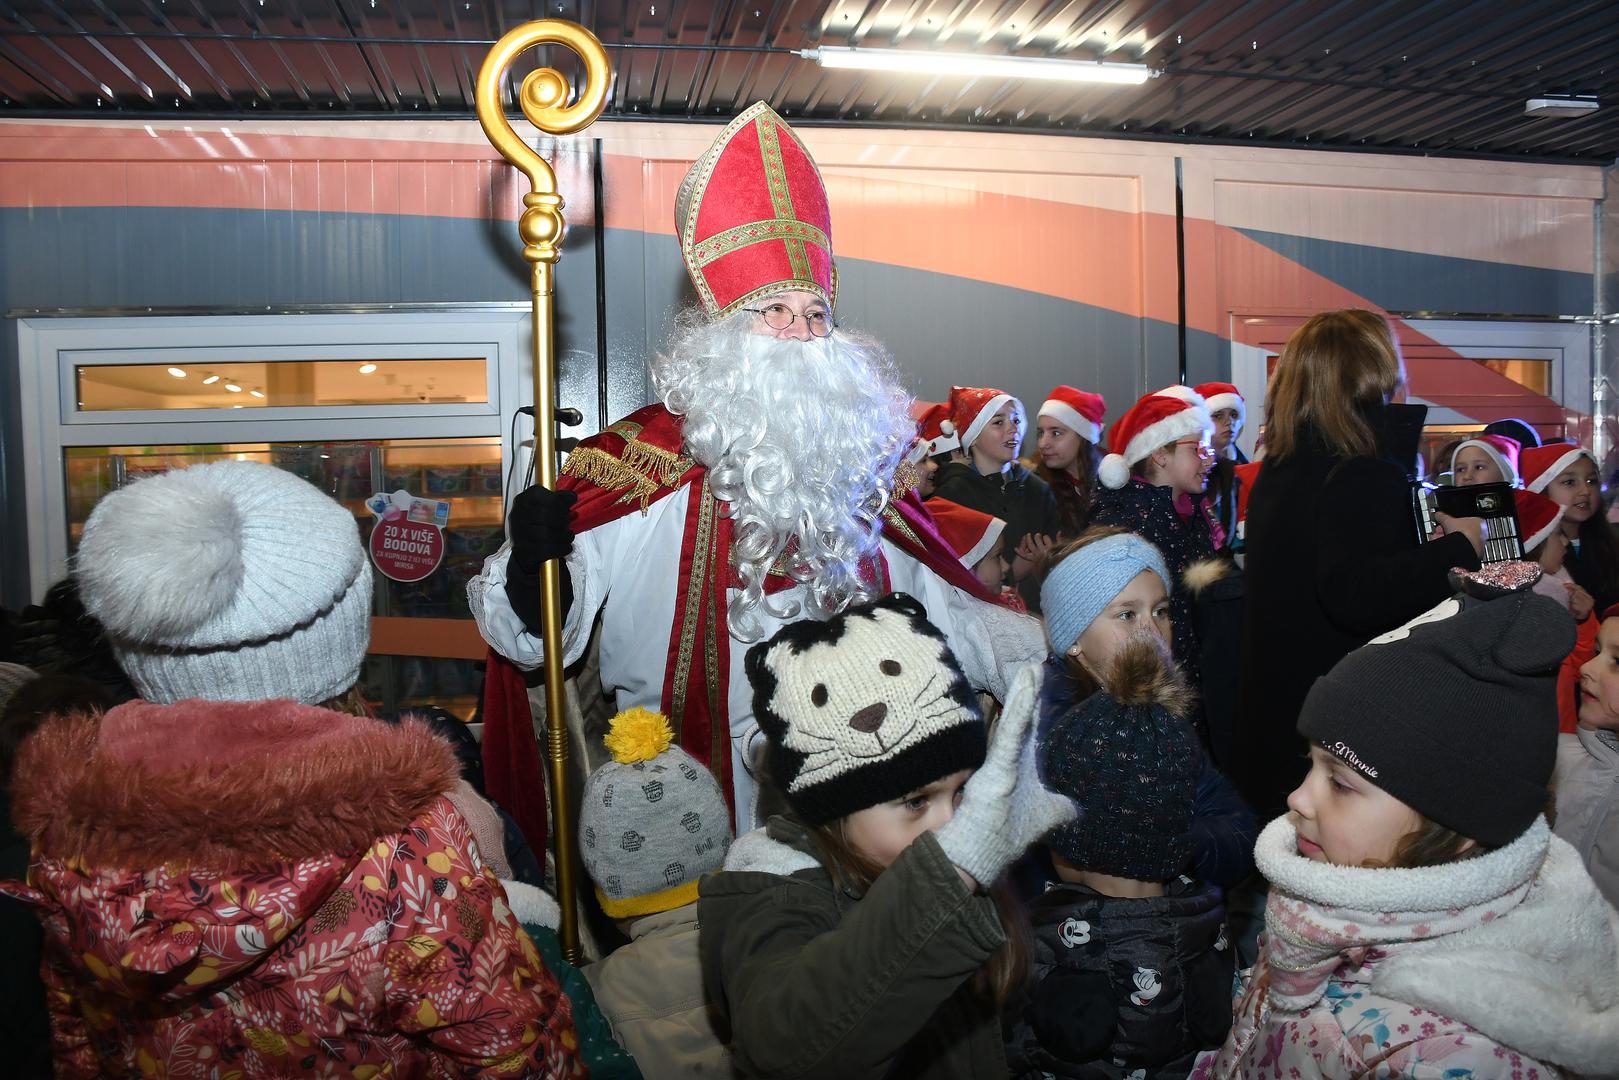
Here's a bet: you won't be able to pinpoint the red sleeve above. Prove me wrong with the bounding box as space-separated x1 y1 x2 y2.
1558 614 1599 734
384 798 585 1078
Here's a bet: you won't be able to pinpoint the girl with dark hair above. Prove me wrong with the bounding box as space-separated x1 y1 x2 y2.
1033 386 1106 540
1523 443 1619 616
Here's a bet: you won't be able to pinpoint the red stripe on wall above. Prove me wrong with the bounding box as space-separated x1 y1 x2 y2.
1217 225 1562 422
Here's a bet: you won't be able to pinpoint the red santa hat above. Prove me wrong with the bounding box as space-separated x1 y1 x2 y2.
1100 392 1213 490
1194 382 1245 426
927 499 1005 570
949 385 1023 452
906 400 961 464
1037 386 1106 445
675 101 835 320
1514 489 1565 552
1521 444 1598 494
1450 434 1522 487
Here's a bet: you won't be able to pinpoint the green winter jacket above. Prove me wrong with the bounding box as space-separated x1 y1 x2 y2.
698 818 1010 1080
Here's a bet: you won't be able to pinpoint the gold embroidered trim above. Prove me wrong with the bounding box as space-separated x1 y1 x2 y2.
756 115 813 285
689 218 830 270
891 462 921 502
881 504 923 549
560 439 694 514
669 476 716 728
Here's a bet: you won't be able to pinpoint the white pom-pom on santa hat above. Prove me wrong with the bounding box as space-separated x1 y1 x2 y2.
1100 392 1214 489
908 400 962 461
1098 453 1132 490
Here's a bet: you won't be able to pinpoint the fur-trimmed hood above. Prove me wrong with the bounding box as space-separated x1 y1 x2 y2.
6 698 460 1002
13 698 459 868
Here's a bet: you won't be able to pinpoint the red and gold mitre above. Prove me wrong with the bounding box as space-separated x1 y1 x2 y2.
675 101 836 320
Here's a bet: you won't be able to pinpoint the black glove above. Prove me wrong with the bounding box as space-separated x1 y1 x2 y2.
503 486 577 635
509 486 577 573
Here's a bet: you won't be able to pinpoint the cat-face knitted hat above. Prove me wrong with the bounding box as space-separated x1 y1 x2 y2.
746 593 986 825
76 460 372 705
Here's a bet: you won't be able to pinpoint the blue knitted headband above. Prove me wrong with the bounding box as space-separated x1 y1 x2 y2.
1041 533 1172 655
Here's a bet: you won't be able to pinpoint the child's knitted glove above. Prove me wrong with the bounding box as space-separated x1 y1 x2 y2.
936 661 1079 887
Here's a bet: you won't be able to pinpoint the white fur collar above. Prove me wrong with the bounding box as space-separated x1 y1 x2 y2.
500 879 561 931
723 825 820 876
1257 816 1619 1077
1255 814 1549 912
1379 837 1619 1078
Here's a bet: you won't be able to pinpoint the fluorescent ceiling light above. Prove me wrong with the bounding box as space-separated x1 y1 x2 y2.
166 366 187 378
225 383 242 393
803 46 1151 85
201 374 220 385
358 363 378 374
1524 96 1598 118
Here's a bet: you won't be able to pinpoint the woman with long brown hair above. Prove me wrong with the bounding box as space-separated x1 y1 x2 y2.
1235 310 1484 817
1033 386 1106 540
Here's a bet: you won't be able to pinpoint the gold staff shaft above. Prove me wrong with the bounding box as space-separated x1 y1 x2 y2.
475 19 610 965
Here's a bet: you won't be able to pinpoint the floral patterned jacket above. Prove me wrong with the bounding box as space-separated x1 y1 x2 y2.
1191 816 1619 1080
3 698 585 1079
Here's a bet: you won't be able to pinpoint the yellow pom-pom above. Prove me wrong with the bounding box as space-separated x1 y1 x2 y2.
603 707 674 764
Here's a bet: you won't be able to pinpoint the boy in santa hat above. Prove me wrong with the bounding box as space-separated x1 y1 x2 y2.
1451 433 1521 488
932 385 1059 611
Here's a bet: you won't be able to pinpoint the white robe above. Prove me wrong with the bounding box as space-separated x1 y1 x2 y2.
467 482 1047 826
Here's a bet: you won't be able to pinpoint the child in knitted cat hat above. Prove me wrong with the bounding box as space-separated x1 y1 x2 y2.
700 592 1074 1077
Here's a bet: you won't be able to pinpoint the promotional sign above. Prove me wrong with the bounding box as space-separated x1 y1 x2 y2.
367 490 450 582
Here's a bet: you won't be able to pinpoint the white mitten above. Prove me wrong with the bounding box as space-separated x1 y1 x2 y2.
936 661 1079 886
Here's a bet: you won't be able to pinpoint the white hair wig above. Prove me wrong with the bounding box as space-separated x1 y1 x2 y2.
651 307 915 642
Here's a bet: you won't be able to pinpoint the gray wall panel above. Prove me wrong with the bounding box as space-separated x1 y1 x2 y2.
1238 227 1593 316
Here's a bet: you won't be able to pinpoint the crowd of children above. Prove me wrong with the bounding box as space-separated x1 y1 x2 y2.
5 307 1619 1080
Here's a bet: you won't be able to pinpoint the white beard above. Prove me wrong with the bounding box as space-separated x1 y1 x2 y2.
650 309 915 642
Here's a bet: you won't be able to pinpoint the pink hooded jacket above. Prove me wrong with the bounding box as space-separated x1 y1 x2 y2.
4 698 584 1079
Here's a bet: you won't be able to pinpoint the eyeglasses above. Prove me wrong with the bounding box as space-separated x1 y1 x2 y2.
742 303 836 338
1174 438 1216 460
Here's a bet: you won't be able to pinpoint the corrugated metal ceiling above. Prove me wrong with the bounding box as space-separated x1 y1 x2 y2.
2 1 1615 163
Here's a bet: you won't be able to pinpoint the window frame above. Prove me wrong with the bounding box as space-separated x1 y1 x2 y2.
17 309 534 600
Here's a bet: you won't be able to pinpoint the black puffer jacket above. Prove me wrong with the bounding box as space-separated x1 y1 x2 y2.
1089 479 1219 688
1005 876 1233 1079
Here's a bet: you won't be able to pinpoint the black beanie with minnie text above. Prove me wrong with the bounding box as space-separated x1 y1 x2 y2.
1297 587 1573 847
